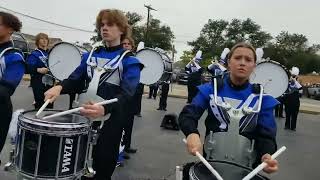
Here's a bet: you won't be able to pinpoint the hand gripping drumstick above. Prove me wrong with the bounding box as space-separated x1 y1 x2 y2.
242 146 286 180
42 98 118 120
183 139 223 180
35 99 51 117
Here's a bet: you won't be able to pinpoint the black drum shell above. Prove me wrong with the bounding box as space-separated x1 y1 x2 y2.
185 160 269 180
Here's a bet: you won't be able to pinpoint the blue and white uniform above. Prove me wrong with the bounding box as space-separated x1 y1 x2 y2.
0 41 25 154
185 60 203 103
60 45 142 180
27 48 54 108
179 74 279 167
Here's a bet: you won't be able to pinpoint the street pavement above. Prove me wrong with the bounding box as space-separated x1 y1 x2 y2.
0 80 319 180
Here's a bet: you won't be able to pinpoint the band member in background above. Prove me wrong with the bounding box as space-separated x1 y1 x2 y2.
275 95 285 118
148 81 159 99
179 43 279 173
45 9 143 180
117 37 139 166
157 78 171 111
0 11 24 160
283 67 302 131
28 33 54 109
207 48 229 77
186 50 203 103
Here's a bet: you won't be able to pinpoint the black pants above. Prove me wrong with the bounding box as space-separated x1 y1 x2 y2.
0 95 12 154
149 85 158 99
187 81 200 103
123 113 134 150
133 84 144 115
88 107 127 180
275 103 284 117
68 93 76 110
284 103 300 130
159 83 169 109
31 76 53 109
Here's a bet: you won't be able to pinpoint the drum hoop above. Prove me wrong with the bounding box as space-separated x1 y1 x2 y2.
17 169 85 180
19 110 90 128
190 160 269 180
256 60 290 78
48 42 83 80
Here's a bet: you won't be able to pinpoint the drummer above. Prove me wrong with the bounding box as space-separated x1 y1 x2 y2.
179 42 279 173
45 9 143 180
0 12 24 161
28 33 54 109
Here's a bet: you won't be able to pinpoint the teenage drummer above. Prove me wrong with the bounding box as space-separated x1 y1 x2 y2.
179 42 279 173
28 33 54 109
45 9 143 180
0 12 24 161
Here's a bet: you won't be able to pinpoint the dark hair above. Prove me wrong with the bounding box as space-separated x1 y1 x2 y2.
96 9 131 41
0 11 22 32
35 33 49 47
227 42 257 62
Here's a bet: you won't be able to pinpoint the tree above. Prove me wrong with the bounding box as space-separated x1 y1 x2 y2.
187 18 271 63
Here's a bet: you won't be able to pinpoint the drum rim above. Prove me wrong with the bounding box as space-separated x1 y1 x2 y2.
48 41 83 81
256 60 290 77
136 48 173 85
190 160 269 180
136 48 173 63
17 168 85 180
20 109 90 126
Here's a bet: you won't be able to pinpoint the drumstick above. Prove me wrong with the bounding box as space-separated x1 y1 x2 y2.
35 99 51 117
242 146 286 180
42 98 118 120
183 139 223 180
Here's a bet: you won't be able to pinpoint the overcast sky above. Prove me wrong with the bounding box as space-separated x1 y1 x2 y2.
1 0 319 60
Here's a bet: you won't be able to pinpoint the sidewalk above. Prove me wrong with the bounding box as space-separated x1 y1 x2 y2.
144 83 320 115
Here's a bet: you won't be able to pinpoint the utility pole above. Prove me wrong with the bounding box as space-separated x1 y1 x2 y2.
144 4 157 45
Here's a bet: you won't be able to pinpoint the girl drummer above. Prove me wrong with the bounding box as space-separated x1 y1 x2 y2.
179 42 279 173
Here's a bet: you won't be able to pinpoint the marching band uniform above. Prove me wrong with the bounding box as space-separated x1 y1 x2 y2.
28 48 54 108
283 68 302 131
186 51 203 103
59 45 142 179
0 41 25 156
179 74 279 167
157 79 170 111
207 48 229 77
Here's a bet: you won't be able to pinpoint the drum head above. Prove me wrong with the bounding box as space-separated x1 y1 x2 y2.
19 110 90 134
48 42 82 81
136 49 165 85
250 61 289 98
190 160 268 180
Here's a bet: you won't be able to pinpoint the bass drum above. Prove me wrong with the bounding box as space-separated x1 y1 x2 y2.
250 60 289 98
136 48 172 85
48 42 89 81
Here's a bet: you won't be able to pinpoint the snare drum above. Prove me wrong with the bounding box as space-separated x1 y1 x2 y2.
15 110 90 179
183 160 269 180
48 42 88 81
136 48 173 85
250 60 289 98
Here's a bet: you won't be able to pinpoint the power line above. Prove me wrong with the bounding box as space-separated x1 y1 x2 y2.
0 6 95 33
